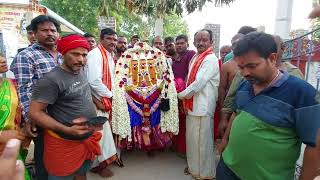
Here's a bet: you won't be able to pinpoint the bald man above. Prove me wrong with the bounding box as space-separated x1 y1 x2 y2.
219 45 231 61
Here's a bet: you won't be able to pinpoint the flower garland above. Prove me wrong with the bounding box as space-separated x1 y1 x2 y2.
124 93 161 118
112 42 179 139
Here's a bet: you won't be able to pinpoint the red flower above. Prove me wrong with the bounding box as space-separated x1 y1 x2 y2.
126 54 132 58
157 52 161 55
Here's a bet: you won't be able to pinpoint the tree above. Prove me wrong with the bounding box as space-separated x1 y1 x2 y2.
126 0 236 17
41 0 101 35
163 14 188 38
125 0 235 36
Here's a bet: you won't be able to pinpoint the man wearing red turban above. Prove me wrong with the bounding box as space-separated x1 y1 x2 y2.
29 34 102 180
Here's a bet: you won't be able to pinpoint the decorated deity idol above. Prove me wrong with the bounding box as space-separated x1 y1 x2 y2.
112 42 179 151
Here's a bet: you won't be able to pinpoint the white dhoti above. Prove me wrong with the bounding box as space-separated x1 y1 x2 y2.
186 115 215 179
92 110 117 168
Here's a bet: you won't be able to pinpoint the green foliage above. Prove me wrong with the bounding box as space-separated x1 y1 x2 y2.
126 0 235 17
163 14 189 38
41 0 101 35
40 0 189 41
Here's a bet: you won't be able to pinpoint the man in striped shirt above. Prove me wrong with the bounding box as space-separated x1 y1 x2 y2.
10 15 62 180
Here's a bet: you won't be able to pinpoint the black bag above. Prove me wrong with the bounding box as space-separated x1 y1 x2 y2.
160 98 170 112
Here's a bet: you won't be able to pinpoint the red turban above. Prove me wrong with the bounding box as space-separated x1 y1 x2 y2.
57 34 90 55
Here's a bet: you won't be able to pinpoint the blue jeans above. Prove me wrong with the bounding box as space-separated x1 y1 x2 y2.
216 158 241 180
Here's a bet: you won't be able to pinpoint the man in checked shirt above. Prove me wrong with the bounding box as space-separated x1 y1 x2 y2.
10 15 62 180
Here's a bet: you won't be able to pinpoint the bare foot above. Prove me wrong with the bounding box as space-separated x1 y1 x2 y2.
97 168 114 178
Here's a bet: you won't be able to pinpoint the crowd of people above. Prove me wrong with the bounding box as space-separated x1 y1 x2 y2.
0 13 320 180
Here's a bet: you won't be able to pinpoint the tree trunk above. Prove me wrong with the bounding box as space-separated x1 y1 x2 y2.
154 18 163 37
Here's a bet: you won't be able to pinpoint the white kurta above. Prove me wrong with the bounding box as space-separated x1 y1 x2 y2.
86 47 115 99
178 52 220 179
85 46 117 166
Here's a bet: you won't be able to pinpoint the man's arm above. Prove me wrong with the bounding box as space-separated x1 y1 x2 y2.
86 51 112 98
10 53 37 137
178 56 219 99
218 63 229 108
30 76 92 137
300 145 319 180
219 72 243 137
295 86 320 179
29 101 91 137
10 54 33 123
29 101 68 133
218 112 236 154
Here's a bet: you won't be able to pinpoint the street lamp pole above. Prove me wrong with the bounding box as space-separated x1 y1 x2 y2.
274 0 294 40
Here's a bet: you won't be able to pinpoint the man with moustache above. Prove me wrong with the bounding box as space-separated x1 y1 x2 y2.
85 28 118 178
164 37 176 57
171 34 196 156
152 36 164 51
178 29 220 180
115 36 128 63
216 32 320 180
10 15 62 180
29 34 101 180
83 33 97 50
128 35 140 48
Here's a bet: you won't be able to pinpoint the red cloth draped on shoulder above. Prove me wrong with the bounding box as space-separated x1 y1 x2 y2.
184 47 214 111
43 130 102 176
98 44 113 112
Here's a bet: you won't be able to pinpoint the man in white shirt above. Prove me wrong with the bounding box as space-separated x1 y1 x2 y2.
86 28 118 178
178 29 220 180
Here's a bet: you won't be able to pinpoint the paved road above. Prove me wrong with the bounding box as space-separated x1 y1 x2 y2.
27 143 219 180
88 150 191 180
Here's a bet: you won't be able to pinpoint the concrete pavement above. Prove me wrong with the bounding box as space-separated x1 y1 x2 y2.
88 150 190 180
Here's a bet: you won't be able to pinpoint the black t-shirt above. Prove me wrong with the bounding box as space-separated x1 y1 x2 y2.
32 66 96 139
